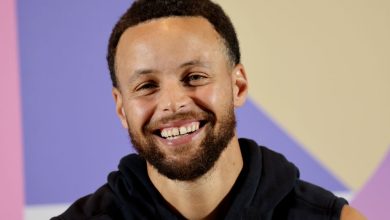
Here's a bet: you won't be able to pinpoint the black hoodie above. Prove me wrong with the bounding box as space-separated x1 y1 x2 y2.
52 138 347 219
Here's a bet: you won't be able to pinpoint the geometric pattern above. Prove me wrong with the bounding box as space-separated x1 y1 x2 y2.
236 100 348 192
0 0 388 219
352 148 390 220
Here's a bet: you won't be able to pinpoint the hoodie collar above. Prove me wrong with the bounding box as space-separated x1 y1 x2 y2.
225 138 299 219
112 138 299 219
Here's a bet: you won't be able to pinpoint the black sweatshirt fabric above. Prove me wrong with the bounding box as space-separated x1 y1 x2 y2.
52 138 347 219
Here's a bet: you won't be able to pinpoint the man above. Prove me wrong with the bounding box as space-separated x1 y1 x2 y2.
53 0 365 219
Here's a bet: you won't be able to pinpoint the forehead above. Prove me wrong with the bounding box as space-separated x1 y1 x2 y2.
115 16 228 74
122 16 220 37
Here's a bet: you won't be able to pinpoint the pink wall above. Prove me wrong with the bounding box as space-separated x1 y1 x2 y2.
0 0 25 219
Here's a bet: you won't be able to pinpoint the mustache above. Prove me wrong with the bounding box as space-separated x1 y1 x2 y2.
144 111 216 133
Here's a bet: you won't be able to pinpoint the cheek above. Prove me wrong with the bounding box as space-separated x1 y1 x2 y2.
194 83 232 111
125 99 155 129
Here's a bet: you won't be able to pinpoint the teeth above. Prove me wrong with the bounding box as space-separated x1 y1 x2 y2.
167 136 179 140
172 128 179 136
162 130 167 137
160 122 200 138
179 126 187 135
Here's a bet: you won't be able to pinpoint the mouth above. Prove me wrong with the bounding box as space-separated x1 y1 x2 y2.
153 120 207 140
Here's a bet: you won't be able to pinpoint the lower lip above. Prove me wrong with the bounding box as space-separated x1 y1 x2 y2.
156 125 205 147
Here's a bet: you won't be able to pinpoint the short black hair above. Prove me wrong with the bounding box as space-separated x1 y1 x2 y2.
107 0 241 88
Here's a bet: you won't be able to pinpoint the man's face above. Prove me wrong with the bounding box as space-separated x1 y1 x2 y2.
113 17 246 180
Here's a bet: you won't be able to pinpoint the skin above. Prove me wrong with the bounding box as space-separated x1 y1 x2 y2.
341 206 367 220
112 16 365 220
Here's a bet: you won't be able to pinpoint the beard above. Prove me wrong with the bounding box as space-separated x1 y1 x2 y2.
127 105 236 181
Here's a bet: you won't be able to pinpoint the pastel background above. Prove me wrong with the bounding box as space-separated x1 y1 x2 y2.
0 0 389 219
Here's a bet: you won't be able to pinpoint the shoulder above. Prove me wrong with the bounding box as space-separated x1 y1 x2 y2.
52 157 163 220
51 184 123 220
340 205 367 220
274 180 349 219
238 138 355 219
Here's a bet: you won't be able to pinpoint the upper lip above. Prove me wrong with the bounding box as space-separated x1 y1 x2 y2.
150 119 205 137
156 119 201 130
146 112 206 133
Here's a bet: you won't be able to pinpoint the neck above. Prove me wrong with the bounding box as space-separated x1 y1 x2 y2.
147 137 243 220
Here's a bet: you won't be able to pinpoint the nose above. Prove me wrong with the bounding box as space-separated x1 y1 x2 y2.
158 81 191 113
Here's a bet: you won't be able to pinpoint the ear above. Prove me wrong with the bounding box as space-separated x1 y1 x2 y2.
112 87 129 129
231 64 248 107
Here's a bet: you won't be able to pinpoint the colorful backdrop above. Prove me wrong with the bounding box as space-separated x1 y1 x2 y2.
1 0 389 219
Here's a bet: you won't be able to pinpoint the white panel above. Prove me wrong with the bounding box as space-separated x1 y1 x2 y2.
25 204 69 220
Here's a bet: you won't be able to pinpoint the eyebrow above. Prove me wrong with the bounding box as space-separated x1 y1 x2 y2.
179 59 210 69
128 68 157 84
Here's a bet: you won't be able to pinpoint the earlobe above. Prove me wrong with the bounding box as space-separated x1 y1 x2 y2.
112 87 129 129
232 64 248 107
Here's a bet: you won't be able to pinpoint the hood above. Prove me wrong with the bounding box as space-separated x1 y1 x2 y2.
225 138 299 219
108 138 299 219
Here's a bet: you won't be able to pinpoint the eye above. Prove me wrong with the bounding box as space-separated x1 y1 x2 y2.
137 83 157 90
134 81 158 95
183 73 208 86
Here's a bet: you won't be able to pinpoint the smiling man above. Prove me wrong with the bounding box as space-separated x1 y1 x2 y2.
52 0 365 219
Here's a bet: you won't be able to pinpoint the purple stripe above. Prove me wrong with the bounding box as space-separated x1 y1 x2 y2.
236 100 348 191
18 0 134 204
